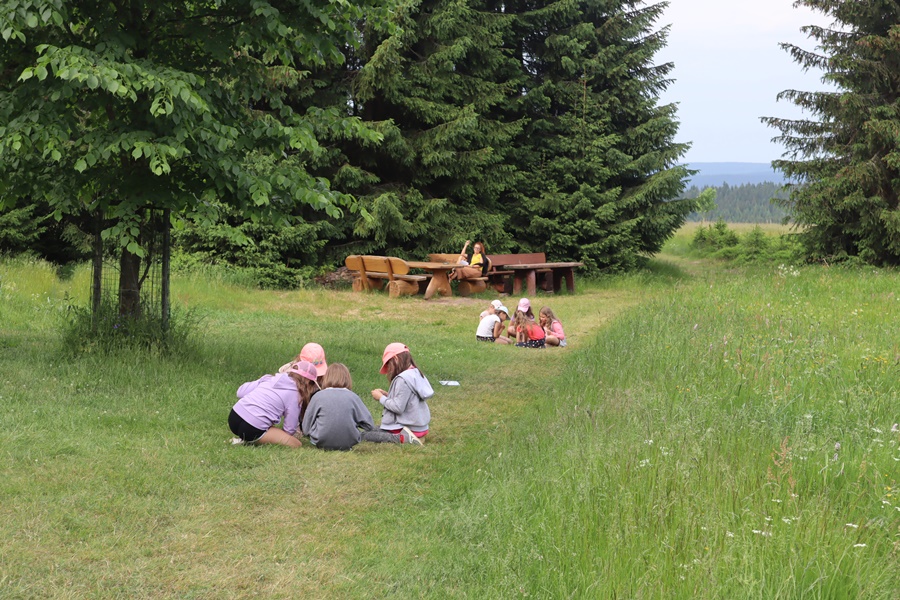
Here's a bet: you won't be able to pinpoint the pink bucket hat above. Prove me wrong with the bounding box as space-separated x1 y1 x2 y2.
299 343 328 377
380 342 410 374
517 298 531 313
288 360 318 382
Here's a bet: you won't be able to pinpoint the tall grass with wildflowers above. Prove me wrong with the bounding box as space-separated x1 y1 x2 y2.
410 264 900 597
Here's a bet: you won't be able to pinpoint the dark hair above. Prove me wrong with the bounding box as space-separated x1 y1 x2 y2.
287 373 319 421
385 350 422 382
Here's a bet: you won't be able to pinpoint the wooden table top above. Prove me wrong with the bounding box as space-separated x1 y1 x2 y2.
504 262 584 269
406 261 468 270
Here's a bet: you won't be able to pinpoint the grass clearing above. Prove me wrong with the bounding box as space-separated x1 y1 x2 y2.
2 253 898 597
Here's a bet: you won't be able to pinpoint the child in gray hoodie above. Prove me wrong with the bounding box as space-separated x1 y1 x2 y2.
303 363 420 449
371 343 433 444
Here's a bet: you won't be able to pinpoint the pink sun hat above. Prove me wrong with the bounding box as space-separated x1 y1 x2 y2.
299 343 328 377
287 360 318 382
380 342 410 374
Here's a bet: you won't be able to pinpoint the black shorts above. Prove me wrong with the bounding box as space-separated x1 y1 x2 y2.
229 408 267 442
476 335 495 342
515 339 545 349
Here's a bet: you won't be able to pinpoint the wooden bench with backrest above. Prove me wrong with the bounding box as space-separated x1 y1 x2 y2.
344 255 430 298
427 253 489 296
486 252 551 293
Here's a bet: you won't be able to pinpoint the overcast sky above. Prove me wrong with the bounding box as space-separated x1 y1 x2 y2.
656 0 832 164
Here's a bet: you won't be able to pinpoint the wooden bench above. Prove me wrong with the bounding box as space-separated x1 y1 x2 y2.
427 253 488 297
486 253 550 293
344 255 430 298
487 253 584 295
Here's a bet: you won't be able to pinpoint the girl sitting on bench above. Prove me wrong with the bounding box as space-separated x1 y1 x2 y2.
449 240 490 281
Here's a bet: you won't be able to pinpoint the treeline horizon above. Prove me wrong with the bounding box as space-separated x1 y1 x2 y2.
682 182 789 224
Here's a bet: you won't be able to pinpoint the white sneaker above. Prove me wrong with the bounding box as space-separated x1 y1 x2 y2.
230 437 244 445
401 426 424 446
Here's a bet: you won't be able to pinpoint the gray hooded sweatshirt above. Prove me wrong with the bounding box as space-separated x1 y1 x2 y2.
302 387 375 451
379 367 433 433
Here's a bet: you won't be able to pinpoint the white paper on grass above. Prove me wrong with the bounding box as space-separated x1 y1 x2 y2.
439 380 460 386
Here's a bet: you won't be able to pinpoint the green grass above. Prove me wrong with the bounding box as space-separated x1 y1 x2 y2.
1 254 898 598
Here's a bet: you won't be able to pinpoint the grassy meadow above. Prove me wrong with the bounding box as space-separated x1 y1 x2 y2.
1 228 898 598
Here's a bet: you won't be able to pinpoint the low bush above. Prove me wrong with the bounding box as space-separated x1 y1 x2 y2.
691 221 804 264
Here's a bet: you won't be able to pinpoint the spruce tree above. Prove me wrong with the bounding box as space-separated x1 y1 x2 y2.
304 0 526 257
504 0 694 271
763 1 900 264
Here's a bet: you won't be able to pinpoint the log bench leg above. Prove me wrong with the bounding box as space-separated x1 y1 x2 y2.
388 280 419 298
553 270 563 293
457 279 487 297
353 277 385 292
540 272 554 292
525 270 537 296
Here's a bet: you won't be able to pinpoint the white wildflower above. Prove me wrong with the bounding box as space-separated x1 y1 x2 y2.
638 459 651 468
726 531 734 538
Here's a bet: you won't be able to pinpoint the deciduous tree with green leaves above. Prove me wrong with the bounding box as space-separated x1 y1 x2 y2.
0 0 380 313
764 1 900 264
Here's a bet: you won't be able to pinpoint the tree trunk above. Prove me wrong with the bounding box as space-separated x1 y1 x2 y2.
118 249 142 317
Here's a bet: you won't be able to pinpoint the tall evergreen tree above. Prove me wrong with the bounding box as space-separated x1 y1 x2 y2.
504 0 694 272
763 1 900 264
304 0 526 257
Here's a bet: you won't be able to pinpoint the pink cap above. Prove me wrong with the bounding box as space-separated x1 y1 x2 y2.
517 298 531 313
288 360 318 382
380 342 410 374
490 299 503 310
299 343 327 376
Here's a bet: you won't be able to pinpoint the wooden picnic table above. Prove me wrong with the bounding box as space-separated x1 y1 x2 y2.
505 262 582 296
406 260 468 300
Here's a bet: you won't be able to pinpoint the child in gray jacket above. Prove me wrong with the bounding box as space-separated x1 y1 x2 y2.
371 343 433 444
303 363 419 449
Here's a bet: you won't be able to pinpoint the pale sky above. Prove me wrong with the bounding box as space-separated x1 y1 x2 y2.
656 0 833 164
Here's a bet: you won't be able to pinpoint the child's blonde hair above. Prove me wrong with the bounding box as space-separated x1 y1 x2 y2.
322 363 353 390
512 310 529 332
540 306 558 323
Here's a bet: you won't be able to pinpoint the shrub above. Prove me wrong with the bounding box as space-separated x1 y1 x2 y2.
691 220 739 252
60 300 203 356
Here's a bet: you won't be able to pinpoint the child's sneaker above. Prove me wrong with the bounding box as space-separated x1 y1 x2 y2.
401 426 424 446
230 437 244 445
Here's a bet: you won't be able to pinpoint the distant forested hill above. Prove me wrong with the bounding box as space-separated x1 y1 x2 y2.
682 181 789 223
686 162 786 188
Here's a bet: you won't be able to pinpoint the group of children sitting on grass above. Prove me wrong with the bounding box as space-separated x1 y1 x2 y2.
475 297 566 349
228 342 432 451
228 297 565 451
